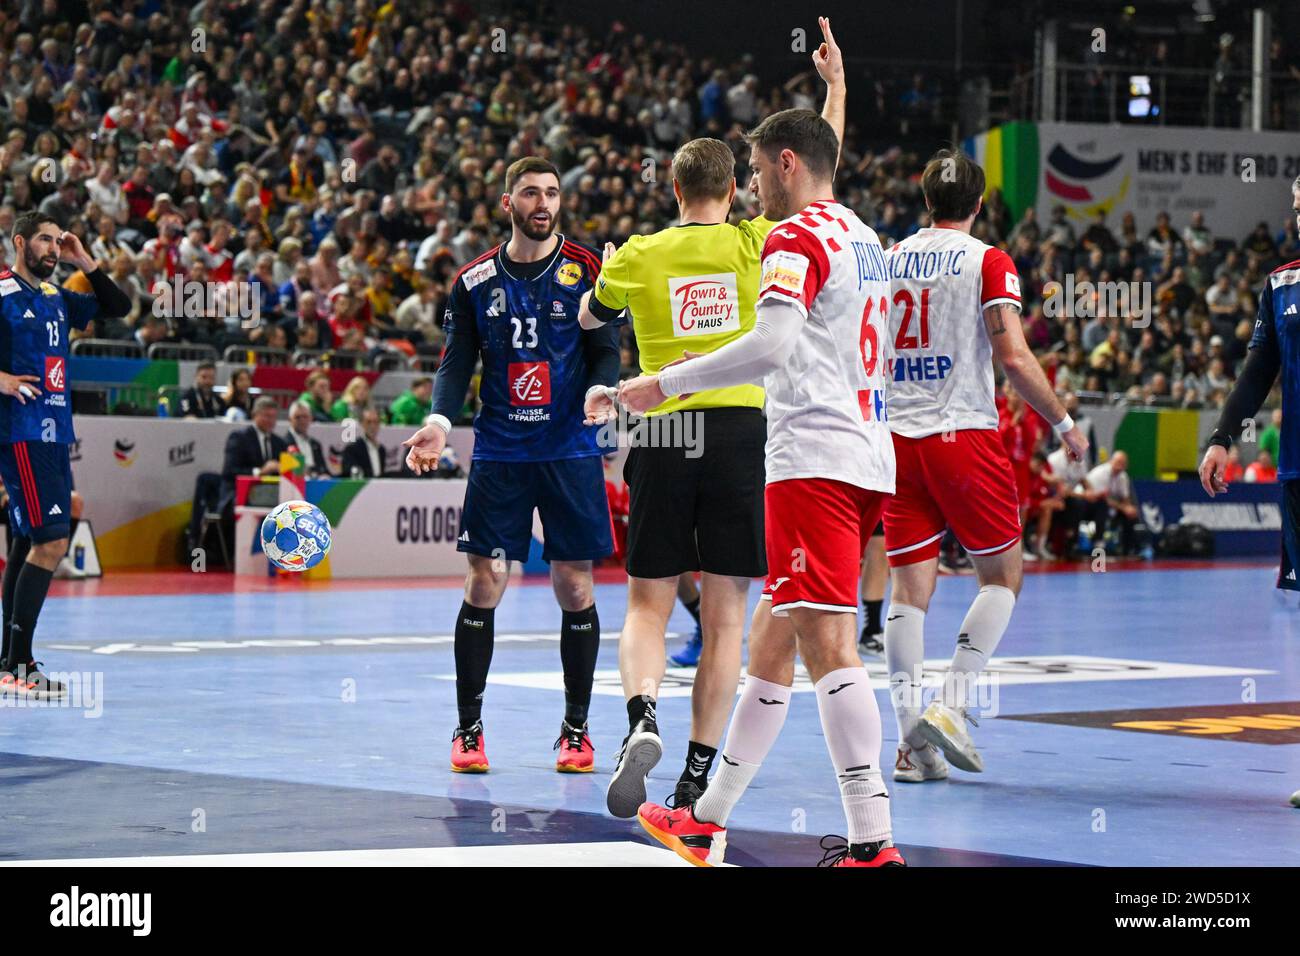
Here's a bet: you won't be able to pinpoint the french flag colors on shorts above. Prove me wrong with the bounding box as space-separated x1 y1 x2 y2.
0 440 74 544
883 429 1022 567
763 477 887 615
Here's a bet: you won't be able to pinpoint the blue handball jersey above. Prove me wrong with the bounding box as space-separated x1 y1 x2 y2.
0 269 98 444
445 238 603 462
1249 258 1300 480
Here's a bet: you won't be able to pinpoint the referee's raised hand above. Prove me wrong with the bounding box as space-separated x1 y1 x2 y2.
0 372 41 404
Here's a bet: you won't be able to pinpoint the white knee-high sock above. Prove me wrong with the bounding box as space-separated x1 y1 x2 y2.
943 584 1016 710
692 674 792 826
814 666 892 845
884 602 926 746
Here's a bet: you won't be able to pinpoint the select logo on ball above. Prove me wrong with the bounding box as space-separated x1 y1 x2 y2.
260 500 333 572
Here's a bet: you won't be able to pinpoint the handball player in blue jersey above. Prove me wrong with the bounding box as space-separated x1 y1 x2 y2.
403 157 620 773
1200 178 1300 587
0 212 130 698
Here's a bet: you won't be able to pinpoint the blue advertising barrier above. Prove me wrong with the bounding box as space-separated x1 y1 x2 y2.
1135 479 1282 557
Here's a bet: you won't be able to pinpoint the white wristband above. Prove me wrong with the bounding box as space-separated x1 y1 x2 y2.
424 413 452 435
586 385 619 403
1052 413 1075 436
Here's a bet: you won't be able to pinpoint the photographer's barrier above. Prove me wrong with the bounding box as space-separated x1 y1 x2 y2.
69 415 474 568
1135 479 1281 557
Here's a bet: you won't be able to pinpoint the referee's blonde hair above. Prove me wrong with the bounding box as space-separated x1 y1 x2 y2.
672 138 735 203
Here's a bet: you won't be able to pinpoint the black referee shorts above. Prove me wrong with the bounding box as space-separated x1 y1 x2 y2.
623 406 766 579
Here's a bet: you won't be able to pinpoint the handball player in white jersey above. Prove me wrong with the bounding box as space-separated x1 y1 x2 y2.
882 149 1088 782
619 105 902 867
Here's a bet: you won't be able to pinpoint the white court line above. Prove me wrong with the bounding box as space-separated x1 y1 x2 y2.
2 842 703 867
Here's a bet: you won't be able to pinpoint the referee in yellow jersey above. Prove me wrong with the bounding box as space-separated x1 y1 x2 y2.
579 19 846 818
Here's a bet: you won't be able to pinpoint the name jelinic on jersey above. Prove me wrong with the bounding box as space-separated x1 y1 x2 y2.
668 272 740 336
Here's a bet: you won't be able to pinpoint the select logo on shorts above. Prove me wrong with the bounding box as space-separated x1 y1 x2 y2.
669 273 740 336
1004 701 1300 744
45 355 65 391
113 438 137 467
508 362 551 406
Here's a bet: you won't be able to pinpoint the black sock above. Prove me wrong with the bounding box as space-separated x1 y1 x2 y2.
560 604 600 726
2 536 31 668
682 595 701 626
679 740 717 787
453 601 495 729
864 599 883 636
627 694 657 732
8 560 54 670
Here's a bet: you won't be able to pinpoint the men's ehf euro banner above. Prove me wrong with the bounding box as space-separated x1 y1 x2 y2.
966 121 1300 237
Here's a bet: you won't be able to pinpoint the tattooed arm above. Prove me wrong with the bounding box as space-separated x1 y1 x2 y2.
985 303 1088 459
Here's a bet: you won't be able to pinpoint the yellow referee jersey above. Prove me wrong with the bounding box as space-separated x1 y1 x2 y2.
594 218 774 416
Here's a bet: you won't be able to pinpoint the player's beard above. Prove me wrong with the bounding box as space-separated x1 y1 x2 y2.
511 205 556 242
24 245 58 279
760 177 794 222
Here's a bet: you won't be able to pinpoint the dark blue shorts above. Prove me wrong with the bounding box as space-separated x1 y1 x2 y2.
459 456 612 563
0 441 73 544
1279 479 1300 591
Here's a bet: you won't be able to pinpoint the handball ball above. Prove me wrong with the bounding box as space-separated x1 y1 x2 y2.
261 500 332 572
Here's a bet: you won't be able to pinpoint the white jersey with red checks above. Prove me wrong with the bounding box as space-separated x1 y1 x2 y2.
756 200 894 493
884 226 1021 438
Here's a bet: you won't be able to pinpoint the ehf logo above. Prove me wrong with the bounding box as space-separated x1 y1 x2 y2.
508 361 551 406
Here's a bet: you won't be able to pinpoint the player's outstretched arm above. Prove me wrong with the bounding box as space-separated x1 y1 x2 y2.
619 298 805 414
985 303 1088 461
813 17 846 163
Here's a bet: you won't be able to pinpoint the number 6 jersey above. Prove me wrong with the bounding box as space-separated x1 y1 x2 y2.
883 227 1021 439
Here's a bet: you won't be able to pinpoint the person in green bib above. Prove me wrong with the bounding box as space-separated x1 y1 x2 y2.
578 23 847 818
387 377 434 425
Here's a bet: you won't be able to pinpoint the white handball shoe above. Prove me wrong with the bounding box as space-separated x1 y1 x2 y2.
893 743 950 783
917 701 984 773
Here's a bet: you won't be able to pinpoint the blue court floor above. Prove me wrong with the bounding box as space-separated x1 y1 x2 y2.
1 563 1296 866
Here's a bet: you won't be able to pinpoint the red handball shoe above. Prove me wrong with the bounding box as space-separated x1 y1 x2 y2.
554 720 595 773
637 801 727 867
450 722 489 773
818 835 907 867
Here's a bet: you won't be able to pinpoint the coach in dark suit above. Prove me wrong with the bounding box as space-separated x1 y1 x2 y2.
340 407 388 478
221 396 289 506
282 400 330 477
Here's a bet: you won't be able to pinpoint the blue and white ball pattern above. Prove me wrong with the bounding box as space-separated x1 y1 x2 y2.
260 500 333 571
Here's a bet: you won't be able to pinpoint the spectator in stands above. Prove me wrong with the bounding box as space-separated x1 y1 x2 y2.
283 401 330 478
1045 442 1092 557
394 278 443 351
1259 407 1282 463
387 377 433 426
1183 211 1214 256
1245 449 1278 483
331 376 373 422
1086 450 1140 555
296 370 334 423
1222 445 1245 483
341 407 387 478
222 368 253 422
178 362 221 419
221 396 288 506
133 313 168 352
